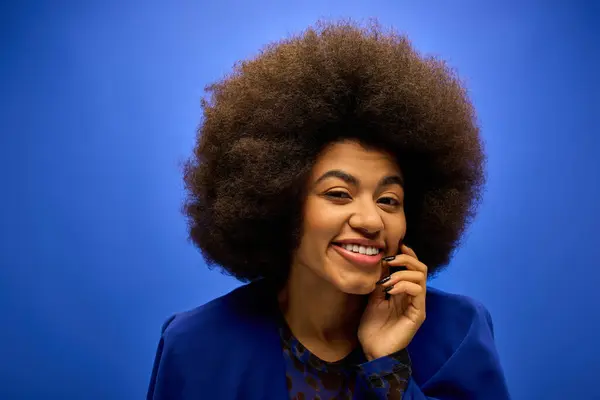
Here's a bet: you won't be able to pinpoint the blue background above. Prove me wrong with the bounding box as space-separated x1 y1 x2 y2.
1 1 598 399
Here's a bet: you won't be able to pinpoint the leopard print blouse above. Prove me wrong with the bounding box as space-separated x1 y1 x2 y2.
279 320 411 399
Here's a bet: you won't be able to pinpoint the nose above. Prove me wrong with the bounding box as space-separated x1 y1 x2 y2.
348 200 384 235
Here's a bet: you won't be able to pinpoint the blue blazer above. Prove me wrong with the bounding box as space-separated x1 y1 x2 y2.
147 279 510 399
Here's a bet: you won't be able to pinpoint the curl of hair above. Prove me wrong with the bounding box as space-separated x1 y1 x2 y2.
183 20 485 284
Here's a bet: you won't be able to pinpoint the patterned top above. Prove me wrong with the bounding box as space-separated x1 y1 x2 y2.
279 320 412 399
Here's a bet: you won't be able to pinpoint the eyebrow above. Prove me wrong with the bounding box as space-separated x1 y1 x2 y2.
314 169 404 188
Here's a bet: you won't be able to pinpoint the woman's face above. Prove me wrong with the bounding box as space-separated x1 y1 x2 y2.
292 140 406 295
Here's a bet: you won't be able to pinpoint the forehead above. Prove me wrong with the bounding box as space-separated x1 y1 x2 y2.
311 140 401 178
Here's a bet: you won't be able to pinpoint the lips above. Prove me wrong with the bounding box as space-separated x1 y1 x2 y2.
331 243 383 268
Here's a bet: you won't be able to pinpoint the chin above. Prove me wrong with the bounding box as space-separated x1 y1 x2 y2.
333 276 377 295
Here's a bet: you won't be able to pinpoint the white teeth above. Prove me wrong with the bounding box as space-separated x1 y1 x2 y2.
341 244 380 255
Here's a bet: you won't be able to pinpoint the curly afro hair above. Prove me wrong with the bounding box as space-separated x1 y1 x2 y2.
183 20 485 284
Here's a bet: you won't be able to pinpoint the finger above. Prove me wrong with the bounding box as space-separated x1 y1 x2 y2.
379 270 424 287
384 254 428 274
401 244 418 259
385 281 423 297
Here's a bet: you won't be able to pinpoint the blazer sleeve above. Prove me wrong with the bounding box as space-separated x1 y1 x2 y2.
403 304 511 399
146 314 179 400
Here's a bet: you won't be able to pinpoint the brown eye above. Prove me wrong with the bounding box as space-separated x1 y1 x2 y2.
378 197 401 206
325 191 351 199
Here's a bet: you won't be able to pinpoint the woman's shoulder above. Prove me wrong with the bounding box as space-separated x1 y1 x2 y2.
425 286 495 339
416 285 496 350
147 280 288 399
159 279 278 348
408 286 500 386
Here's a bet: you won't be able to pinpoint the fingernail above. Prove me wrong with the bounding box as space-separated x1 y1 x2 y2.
382 256 396 262
377 276 391 285
383 285 394 293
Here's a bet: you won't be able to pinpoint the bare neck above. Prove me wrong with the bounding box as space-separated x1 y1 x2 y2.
278 264 366 362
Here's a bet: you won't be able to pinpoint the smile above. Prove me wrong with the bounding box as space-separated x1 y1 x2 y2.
339 243 381 255
331 243 383 267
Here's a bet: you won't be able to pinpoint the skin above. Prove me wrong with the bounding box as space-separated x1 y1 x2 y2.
278 140 428 362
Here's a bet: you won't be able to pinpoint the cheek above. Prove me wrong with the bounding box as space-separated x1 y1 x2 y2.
302 199 346 242
294 213 340 271
385 214 407 252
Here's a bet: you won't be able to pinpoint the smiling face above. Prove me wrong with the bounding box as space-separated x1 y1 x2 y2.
290 140 406 295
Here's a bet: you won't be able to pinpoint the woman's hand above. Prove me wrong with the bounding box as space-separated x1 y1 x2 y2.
358 244 427 360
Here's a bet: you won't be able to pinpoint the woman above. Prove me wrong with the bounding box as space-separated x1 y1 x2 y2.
147 20 510 399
